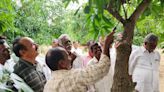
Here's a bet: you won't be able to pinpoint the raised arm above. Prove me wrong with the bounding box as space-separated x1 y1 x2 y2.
103 31 115 58
74 31 114 86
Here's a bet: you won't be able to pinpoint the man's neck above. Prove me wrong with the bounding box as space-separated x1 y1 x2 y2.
0 59 6 65
95 56 100 61
21 57 36 64
143 45 154 53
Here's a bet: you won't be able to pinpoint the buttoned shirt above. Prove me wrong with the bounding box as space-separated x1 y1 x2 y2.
129 46 160 92
14 58 46 92
44 54 110 92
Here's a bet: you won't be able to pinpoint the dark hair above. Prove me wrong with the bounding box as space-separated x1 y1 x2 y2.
90 43 99 52
12 37 22 47
46 47 65 71
144 33 158 43
12 43 26 57
0 36 6 45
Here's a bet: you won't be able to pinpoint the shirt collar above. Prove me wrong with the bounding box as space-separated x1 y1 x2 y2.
19 58 37 67
92 57 98 63
141 46 155 53
51 70 68 79
0 64 3 68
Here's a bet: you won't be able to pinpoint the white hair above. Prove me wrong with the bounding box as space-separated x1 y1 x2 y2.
58 34 70 46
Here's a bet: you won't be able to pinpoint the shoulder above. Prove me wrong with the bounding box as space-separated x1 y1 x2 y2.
87 57 97 65
14 60 26 72
154 50 160 55
131 46 142 54
154 50 161 60
14 60 34 75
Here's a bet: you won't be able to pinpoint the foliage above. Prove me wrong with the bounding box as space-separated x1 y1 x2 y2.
11 0 63 44
134 0 164 46
0 69 33 92
0 0 15 36
63 0 164 47
0 0 163 47
0 0 92 45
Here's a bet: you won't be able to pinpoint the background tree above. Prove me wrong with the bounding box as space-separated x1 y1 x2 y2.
1 0 163 46
0 0 91 45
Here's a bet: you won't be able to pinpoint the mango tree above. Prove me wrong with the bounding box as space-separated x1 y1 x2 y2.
64 0 164 92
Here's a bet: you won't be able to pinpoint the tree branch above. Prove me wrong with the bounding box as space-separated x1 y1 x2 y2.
122 4 127 19
106 5 125 24
129 0 151 22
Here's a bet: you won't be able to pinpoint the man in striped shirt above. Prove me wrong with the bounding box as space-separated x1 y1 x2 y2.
13 37 46 92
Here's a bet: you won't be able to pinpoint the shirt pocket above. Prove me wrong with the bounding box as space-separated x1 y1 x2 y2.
152 58 160 71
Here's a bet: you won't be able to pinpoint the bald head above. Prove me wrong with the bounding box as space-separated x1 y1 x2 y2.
13 37 38 59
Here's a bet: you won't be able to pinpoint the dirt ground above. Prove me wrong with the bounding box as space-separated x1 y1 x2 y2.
159 49 164 92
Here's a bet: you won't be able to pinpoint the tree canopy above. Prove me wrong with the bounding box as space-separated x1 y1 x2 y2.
0 0 163 47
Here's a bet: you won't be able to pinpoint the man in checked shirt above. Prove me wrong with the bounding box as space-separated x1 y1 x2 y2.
13 37 46 92
44 31 114 92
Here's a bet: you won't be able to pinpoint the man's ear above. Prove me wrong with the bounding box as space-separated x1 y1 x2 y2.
58 60 66 69
19 50 26 56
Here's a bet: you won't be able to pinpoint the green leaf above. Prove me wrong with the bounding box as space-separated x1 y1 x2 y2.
84 5 90 14
63 0 71 8
102 15 113 26
74 7 81 15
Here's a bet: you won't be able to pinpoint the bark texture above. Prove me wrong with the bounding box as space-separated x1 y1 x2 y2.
111 22 135 92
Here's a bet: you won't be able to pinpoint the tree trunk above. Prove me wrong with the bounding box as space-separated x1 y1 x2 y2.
111 21 136 92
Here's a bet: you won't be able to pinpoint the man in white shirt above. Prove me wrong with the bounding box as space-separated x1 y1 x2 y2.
129 33 160 92
44 31 114 92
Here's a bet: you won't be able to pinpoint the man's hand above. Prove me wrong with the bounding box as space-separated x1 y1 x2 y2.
69 52 77 66
103 31 115 57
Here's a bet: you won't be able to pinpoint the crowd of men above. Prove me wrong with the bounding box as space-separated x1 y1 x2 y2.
0 32 161 92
